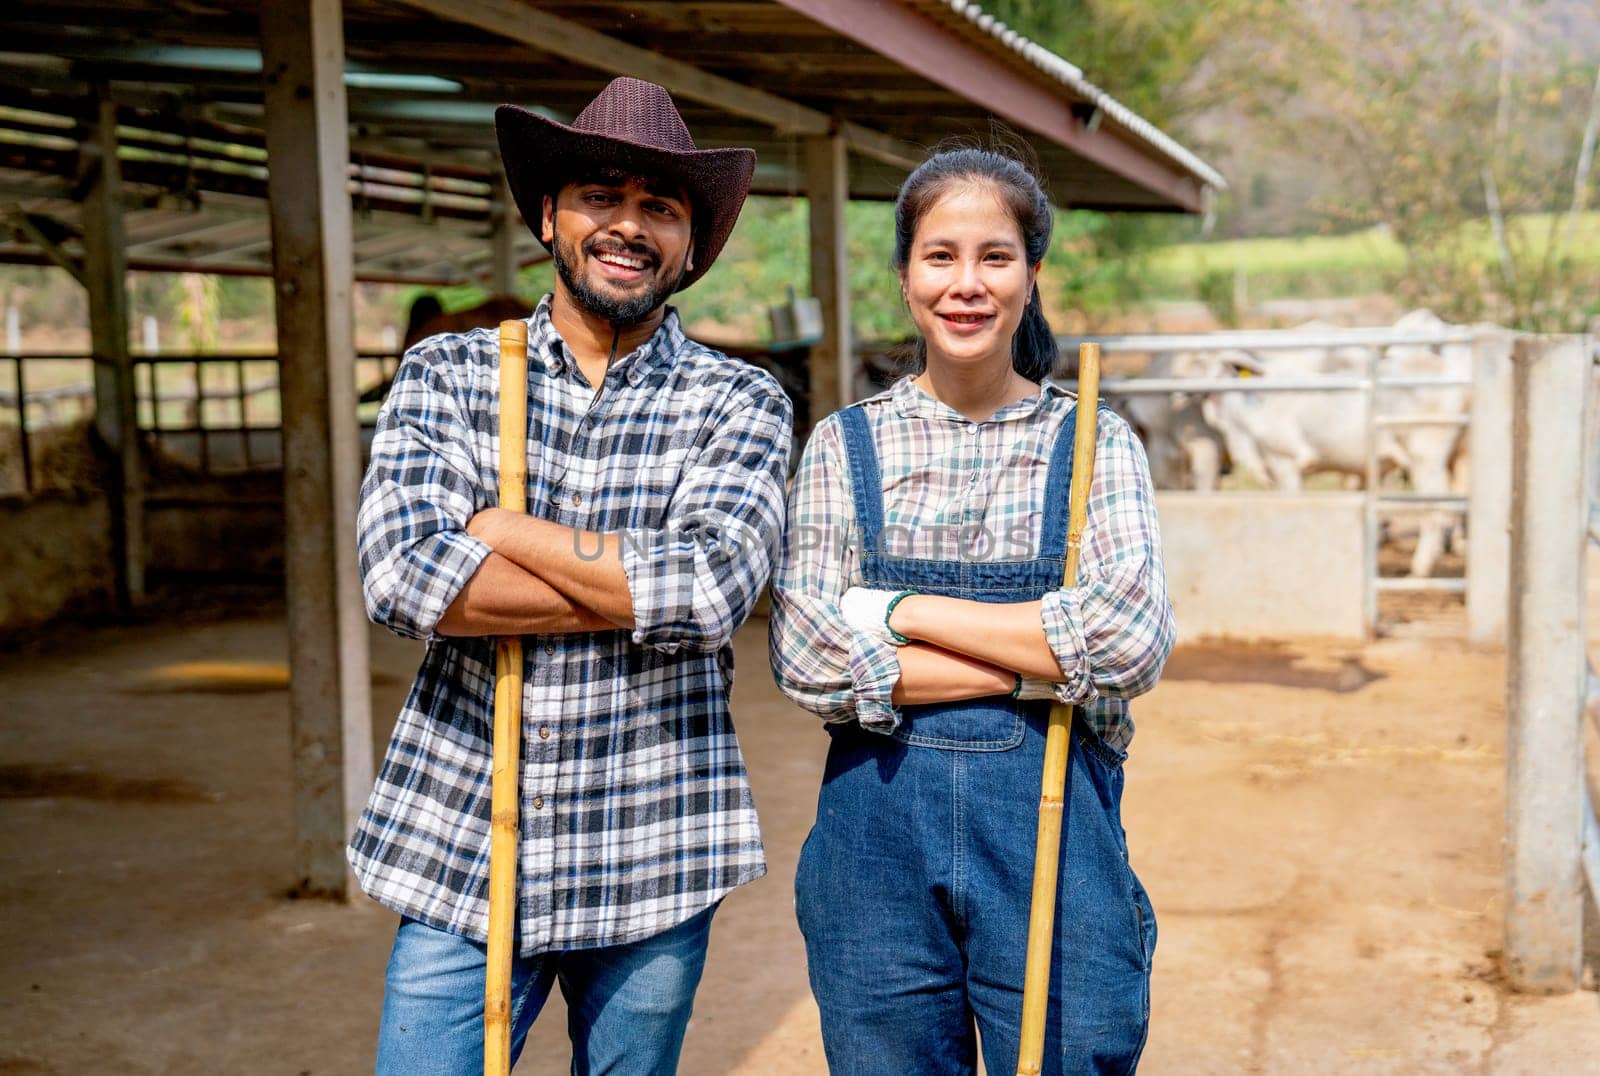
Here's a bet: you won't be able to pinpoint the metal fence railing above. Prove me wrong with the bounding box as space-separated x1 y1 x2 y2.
1056 327 1482 635
0 351 403 495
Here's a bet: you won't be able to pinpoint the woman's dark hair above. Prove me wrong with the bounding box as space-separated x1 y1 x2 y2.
892 146 1058 382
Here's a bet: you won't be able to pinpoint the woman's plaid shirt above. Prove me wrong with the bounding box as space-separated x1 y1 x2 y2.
769 377 1174 756
349 297 792 955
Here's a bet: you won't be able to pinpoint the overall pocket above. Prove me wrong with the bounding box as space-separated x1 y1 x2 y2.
890 696 1028 751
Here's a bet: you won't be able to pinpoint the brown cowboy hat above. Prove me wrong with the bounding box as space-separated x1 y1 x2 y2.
495 78 756 292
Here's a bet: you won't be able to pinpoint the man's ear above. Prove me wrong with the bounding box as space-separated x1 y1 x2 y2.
540 194 555 245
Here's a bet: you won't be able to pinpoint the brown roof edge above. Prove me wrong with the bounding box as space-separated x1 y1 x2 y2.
771 0 1218 212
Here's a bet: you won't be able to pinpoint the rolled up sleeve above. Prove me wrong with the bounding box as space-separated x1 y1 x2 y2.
357 345 493 641
768 418 906 732
620 387 793 654
1039 415 1176 705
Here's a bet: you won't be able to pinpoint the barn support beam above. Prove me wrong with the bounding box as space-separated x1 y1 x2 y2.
10 212 86 287
805 132 852 428
262 0 374 899
388 0 921 171
1466 331 1513 645
1503 334 1590 992
81 90 145 607
489 165 518 297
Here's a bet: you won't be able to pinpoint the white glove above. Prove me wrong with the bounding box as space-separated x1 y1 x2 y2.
1014 677 1063 701
839 586 915 647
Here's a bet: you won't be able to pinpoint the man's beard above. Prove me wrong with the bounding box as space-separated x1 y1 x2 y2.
551 222 686 327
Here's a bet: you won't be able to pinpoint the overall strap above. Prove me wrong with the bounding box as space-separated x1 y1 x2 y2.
835 405 887 555
1036 401 1082 558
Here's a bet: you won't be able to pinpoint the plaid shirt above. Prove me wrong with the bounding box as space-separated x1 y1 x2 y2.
350 296 792 955
769 376 1173 755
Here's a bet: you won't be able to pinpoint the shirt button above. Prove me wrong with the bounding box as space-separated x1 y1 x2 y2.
544 643 556 655
532 796 545 810
538 726 550 739
571 492 583 506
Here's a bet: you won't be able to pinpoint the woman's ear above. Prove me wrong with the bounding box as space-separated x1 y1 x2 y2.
1029 262 1041 292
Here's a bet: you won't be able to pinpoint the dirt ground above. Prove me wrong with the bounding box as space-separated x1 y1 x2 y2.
4 589 1600 1074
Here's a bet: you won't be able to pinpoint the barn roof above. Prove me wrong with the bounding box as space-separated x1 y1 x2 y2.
0 0 1224 285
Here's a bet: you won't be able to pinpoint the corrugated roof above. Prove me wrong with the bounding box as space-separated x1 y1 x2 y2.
922 0 1226 191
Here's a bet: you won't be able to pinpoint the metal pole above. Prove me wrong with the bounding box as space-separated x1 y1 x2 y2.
146 360 161 457
1467 331 1513 644
196 360 210 474
14 358 31 495
1362 349 1380 636
1504 334 1589 993
236 358 252 469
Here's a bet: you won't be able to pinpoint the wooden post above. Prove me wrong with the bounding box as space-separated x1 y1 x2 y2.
262 0 374 899
1504 334 1589 992
81 90 144 606
489 166 518 298
1467 330 1513 645
805 133 852 429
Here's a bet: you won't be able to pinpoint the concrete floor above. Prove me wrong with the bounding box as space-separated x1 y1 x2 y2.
2 604 1599 1074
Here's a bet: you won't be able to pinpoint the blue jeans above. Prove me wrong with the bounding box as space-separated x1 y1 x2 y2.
374 905 716 1075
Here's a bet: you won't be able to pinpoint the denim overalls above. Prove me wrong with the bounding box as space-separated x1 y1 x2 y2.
794 402 1157 1075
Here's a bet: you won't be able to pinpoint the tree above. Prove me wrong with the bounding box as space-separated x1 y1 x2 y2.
1233 0 1599 329
987 0 1289 325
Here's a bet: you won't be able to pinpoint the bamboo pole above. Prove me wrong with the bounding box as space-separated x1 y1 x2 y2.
484 319 528 1075
1017 343 1102 1075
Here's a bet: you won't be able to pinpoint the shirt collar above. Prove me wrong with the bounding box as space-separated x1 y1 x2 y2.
528 294 685 387
889 373 1071 423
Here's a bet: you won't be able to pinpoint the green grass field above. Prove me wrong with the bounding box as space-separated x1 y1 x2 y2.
1144 211 1600 302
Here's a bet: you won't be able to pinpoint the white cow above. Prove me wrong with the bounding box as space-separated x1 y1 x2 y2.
1196 311 1471 577
1117 320 1347 492
1109 351 1235 491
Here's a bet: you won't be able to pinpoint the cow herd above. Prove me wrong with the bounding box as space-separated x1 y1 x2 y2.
1106 310 1480 577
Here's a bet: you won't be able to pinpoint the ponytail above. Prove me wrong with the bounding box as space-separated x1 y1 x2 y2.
1011 285 1057 382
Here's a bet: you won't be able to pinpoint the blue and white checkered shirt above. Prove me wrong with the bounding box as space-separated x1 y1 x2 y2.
349 296 792 955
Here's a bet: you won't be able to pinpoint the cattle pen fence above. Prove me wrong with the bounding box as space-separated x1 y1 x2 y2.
1061 327 1600 994
1057 326 1497 640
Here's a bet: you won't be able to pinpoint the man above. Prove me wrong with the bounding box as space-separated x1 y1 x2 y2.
350 78 793 1073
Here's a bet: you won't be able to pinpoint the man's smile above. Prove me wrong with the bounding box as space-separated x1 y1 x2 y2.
587 242 658 283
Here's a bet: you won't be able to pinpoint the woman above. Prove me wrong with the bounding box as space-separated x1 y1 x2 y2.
769 147 1175 1074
